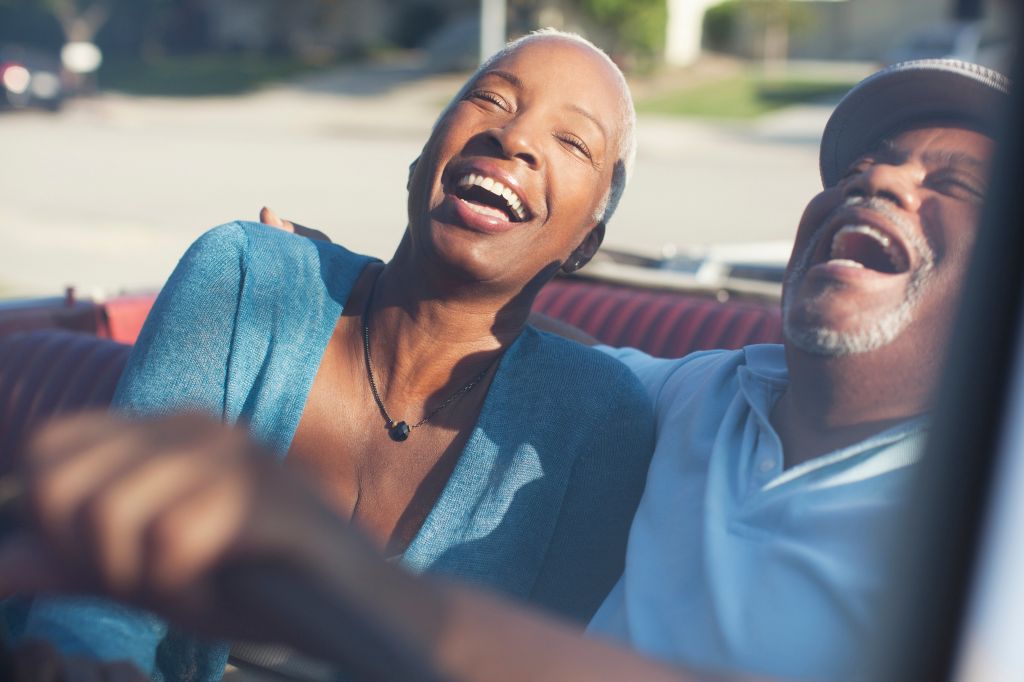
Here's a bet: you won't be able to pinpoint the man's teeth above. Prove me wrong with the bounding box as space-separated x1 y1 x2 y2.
456 173 527 220
841 225 889 249
829 224 907 270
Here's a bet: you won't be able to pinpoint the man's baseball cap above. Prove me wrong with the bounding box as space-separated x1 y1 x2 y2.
819 58 1011 187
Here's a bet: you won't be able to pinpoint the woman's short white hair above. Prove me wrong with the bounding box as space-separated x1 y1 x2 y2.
433 28 637 227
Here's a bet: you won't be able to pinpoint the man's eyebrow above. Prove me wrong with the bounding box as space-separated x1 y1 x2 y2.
923 151 988 173
566 103 608 142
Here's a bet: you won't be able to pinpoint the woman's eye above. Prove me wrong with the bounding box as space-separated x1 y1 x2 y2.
467 90 509 110
558 133 593 160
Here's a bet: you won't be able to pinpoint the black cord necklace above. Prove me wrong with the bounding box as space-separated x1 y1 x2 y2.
362 274 498 443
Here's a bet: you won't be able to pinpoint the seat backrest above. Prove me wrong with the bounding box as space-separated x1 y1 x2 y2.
0 281 782 467
533 279 782 357
0 331 131 469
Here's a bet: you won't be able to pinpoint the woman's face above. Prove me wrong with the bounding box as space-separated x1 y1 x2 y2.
406 36 627 292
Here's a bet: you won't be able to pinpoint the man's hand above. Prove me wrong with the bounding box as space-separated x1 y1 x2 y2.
258 207 332 243
0 412 455 680
0 413 715 682
0 412 354 643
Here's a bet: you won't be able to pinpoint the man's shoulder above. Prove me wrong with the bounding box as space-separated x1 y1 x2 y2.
616 343 785 411
667 343 785 381
600 343 774 381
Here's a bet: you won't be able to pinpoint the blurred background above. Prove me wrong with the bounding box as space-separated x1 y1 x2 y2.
0 0 1015 298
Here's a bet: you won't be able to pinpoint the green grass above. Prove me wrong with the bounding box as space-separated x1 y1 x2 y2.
98 54 334 97
637 72 858 119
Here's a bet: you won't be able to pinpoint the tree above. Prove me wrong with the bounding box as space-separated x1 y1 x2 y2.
574 0 667 62
47 0 111 42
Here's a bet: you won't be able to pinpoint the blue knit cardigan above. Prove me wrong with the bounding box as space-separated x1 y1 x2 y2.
5 222 655 680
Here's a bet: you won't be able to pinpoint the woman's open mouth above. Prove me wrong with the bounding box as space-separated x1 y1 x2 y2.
451 172 530 223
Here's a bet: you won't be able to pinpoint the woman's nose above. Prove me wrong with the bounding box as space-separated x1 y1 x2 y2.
489 116 541 169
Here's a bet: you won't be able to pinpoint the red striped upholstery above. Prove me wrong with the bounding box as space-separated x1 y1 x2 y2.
0 331 132 469
534 279 782 358
0 280 782 468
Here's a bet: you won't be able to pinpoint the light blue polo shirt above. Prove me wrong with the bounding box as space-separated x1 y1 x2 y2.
588 344 927 681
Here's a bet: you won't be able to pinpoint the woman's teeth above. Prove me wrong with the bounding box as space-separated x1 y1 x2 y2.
456 173 527 221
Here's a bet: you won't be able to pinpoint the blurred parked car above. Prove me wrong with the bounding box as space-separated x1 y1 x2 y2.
0 45 64 112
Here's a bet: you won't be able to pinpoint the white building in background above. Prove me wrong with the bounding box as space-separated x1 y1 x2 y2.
665 0 724 66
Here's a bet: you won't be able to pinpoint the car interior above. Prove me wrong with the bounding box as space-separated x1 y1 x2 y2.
0 8 1021 681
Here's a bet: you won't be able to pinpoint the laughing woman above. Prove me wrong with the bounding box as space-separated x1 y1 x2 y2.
4 30 654 681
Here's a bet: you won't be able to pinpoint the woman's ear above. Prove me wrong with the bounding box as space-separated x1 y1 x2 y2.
407 157 420 191
561 223 606 274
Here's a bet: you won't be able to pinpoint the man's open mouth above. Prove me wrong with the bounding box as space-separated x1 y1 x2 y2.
451 172 530 223
821 224 911 275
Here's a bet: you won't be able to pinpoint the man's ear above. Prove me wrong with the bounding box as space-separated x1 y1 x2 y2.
561 223 606 274
407 157 420 191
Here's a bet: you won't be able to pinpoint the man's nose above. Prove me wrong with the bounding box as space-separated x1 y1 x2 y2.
489 115 541 169
843 162 921 212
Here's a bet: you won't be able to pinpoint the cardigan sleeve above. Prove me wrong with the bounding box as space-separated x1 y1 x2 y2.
7 223 250 676
113 222 249 418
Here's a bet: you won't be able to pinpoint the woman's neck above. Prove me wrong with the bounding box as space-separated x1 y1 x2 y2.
354 256 533 407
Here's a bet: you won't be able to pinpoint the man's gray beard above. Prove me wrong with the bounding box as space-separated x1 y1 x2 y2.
782 197 935 357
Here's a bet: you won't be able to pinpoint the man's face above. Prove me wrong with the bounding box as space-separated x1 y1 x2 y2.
782 125 993 358
406 37 626 287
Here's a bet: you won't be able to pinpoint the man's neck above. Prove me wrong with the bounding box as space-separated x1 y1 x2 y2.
772 344 933 469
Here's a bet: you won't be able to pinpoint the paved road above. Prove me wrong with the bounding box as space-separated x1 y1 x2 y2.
1 64 836 297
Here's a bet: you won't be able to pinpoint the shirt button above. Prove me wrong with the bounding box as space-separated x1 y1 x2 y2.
759 458 775 473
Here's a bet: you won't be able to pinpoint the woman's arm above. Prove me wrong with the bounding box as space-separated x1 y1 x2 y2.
112 223 249 417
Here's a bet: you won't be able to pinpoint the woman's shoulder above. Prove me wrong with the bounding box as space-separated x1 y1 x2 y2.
190 221 368 267
513 327 654 418
182 221 376 300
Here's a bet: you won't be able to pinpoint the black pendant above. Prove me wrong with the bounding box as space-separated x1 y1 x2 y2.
388 421 411 442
